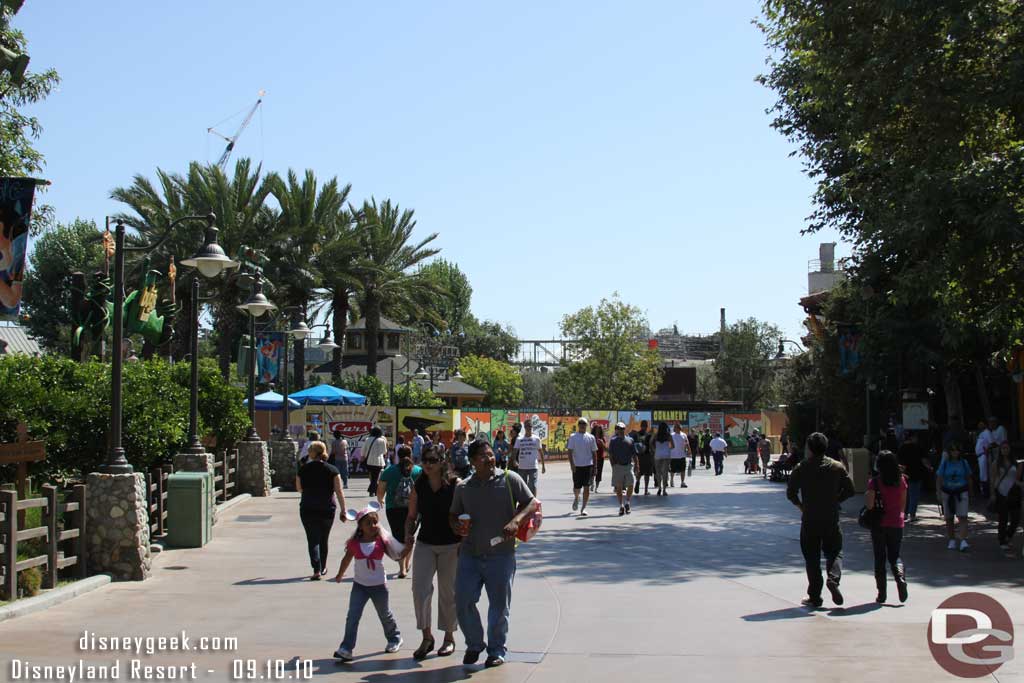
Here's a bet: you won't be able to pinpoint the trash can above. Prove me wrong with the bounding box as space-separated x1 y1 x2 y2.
844 448 871 493
167 472 211 548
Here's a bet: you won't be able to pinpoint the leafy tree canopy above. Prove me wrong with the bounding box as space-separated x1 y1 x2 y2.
457 355 524 406
714 317 784 409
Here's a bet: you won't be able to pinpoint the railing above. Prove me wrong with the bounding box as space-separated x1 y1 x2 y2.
0 484 87 601
145 465 172 538
213 449 238 504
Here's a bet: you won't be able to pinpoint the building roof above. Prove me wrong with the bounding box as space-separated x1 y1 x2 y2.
417 378 486 398
0 325 41 356
651 328 720 361
347 317 413 333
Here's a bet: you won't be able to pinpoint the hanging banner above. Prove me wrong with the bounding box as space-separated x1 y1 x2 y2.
0 178 36 321
255 331 284 384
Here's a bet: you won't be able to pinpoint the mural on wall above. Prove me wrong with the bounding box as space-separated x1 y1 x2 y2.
688 412 710 432
618 410 652 435
547 416 579 454
725 412 763 451
582 410 616 436
314 406 397 458
519 411 549 443
461 411 492 443
490 409 520 441
652 410 688 428
709 412 725 436
398 408 459 447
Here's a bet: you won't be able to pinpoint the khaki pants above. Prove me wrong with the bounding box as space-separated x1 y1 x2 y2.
654 459 671 489
412 541 459 632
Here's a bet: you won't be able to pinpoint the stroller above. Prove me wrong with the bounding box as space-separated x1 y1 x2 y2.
768 453 797 482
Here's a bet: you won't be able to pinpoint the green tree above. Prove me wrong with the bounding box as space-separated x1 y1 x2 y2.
714 318 784 409
354 199 440 377
758 0 1024 418
521 369 559 410
460 316 519 363
312 216 362 383
21 219 104 352
0 7 60 183
414 259 472 332
553 294 662 409
456 355 524 406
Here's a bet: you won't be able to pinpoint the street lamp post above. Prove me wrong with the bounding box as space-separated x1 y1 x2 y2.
103 214 233 473
237 271 276 442
281 310 310 442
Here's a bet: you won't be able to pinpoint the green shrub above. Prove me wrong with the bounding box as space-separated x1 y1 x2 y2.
0 355 248 483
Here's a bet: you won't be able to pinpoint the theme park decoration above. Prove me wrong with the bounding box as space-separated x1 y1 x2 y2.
0 178 36 321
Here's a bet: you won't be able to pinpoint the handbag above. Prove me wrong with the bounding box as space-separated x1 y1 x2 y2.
858 478 885 530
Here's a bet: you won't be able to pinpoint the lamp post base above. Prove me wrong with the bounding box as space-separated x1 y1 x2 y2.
235 440 270 497
268 439 298 490
86 472 151 581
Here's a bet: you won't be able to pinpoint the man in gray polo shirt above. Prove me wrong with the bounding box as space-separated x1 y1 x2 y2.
450 439 537 668
608 422 637 516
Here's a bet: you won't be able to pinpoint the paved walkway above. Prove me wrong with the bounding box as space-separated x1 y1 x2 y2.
2 459 1024 682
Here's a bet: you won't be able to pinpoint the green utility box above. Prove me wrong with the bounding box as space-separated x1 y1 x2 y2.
167 472 212 548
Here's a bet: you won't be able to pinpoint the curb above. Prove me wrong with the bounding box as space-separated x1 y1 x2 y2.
216 493 252 518
0 575 111 623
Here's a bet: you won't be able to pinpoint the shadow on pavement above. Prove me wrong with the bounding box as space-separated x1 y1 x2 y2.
234 576 312 586
826 602 883 617
308 656 474 681
741 607 817 622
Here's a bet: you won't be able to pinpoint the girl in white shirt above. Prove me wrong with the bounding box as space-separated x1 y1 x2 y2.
332 506 404 661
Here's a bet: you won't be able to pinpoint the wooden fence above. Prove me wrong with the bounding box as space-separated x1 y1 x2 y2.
213 449 238 504
145 465 172 538
0 484 87 601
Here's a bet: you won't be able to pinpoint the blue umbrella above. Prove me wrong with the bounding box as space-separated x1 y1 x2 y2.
244 390 301 410
288 385 367 406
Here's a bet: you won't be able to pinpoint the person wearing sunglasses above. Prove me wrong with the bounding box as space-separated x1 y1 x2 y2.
400 446 461 660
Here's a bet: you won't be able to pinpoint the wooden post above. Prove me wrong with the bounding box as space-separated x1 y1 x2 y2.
1 489 16 601
43 485 57 589
74 484 87 579
221 449 228 503
151 467 164 537
0 424 46 529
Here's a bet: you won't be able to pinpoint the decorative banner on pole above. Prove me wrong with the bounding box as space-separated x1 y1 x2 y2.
255 331 284 383
0 178 37 321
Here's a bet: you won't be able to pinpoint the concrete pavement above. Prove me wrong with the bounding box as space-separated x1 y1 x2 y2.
2 458 1023 682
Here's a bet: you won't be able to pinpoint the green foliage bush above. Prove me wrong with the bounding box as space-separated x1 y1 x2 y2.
0 355 248 483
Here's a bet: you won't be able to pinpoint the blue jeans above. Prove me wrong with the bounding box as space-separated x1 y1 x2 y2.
713 453 724 475
520 469 538 495
905 480 921 518
456 551 516 658
340 582 400 652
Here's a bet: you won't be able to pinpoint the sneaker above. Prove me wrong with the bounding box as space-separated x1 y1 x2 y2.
385 637 403 654
572 500 579 511
619 506 625 516
484 655 505 668
960 540 970 552
897 581 908 603
463 650 482 665
947 539 957 550
579 509 588 517
681 482 688 488
333 647 353 662
625 503 631 514
826 579 844 606
801 596 823 609
875 592 886 605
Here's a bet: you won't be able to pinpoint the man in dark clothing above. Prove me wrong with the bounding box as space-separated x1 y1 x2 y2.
897 432 930 522
787 431 856 608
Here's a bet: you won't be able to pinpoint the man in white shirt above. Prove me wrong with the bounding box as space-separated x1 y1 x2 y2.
670 423 690 488
511 420 546 495
567 418 598 516
976 416 1008 498
710 433 729 476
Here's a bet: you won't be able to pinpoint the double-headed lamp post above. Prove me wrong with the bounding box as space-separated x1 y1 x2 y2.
103 213 235 474
280 310 311 442
237 272 276 442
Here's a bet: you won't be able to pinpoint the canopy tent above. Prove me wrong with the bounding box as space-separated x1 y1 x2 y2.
244 390 301 410
288 385 366 406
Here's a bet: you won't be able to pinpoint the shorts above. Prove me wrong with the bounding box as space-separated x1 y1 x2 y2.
942 490 969 519
572 465 593 490
670 458 686 473
611 464 635 490
638 454 654 476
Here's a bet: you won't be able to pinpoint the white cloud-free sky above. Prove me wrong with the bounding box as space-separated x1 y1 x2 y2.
21 1 847 341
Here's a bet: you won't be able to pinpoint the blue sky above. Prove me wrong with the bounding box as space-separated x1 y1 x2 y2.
20 1 845 342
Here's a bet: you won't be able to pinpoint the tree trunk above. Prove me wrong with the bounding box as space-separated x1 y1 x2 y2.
332 290 349 384
366 293 380 377
974 361 992 420
216 305 234 380
943 364 964 426
293 304 306 391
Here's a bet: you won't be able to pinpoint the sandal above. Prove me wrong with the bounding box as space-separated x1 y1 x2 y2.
413 636 435 660
437 640 456 657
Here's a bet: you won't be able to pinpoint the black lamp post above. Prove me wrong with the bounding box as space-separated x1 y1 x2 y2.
281 310 311 442
776 338 806 359
237 271 276 442
178 227 238 453
103 213 231 474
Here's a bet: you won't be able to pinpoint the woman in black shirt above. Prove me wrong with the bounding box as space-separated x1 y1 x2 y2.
295 441 347 580
400 445 461 659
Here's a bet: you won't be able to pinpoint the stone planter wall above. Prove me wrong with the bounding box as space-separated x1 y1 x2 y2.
236 440 270 497
85 472 151 581
269 439 298 490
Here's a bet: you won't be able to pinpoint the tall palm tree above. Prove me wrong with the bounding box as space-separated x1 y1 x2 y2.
311 212 363 383
265 170 351 388
354 199 440 377
111 159 275 376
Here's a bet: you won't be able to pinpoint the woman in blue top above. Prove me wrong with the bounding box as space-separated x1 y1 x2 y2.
936 442 973 552
492 430 510 469
377 446 423 578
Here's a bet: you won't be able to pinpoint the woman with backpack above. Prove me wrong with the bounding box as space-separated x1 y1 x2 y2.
937 442 973 552
377 446 422 578
990 442 1021 551
399 445 461 660
864 450 909 603
364 426 389 495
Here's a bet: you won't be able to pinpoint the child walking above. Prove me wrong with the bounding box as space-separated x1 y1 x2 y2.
332 505 404 661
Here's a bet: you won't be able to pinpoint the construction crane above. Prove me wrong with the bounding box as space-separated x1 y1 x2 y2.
208 90 264 170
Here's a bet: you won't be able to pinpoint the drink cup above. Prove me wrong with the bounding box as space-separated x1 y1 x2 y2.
458 514 472 536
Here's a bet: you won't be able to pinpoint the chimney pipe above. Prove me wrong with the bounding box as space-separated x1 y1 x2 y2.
719 308 726 354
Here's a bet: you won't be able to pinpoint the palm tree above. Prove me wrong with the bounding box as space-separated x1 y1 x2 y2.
354 199 440 377
265 170 351 387
311 212 363 382
111 159 274 376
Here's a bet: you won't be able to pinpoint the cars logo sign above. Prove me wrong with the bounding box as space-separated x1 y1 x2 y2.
329 422 372 438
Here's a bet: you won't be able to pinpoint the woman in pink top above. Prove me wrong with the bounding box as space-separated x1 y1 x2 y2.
864 450 909 604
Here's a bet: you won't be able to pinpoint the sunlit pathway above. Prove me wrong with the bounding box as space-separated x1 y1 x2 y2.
2 459 1023 682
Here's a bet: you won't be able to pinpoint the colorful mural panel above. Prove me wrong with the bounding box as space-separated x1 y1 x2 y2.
618 410 652 435
398 408 459 448
547 416 578 454
709 412 725 436
490 409 519 441
461 411 492 443
725 412 763 451
519 411 549 443
688 412 710 431
316 406 397 456
582 410 616 436
652 410 688 428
